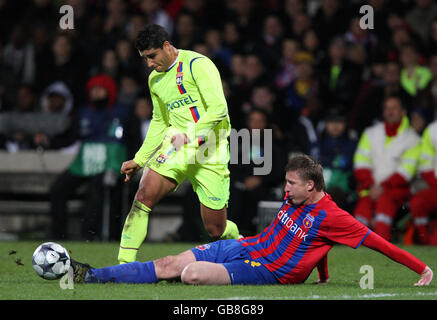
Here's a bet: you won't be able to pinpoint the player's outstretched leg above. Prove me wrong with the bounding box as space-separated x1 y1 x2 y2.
118 168 177 264
72 250 197 284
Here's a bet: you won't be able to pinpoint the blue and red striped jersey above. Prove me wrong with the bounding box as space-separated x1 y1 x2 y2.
239 193 370 284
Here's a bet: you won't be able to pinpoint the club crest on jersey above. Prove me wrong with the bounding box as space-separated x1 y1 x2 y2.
303 214 315 229
176 72 183 84
156 153 168 164
195 244 210 251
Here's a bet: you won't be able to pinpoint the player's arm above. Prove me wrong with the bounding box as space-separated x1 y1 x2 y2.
315 254 329 284
190 57 228 139
362 231 432 286
326 209 432 286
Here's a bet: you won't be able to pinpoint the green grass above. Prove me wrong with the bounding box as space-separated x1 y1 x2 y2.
1 241 437 300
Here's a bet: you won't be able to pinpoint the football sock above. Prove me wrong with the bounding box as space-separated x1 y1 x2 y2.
118 200 151 264
219 220 240 240
86 261 158 284
363 230 426 274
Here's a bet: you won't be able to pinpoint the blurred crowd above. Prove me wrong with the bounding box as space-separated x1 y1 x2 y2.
1 0 437 244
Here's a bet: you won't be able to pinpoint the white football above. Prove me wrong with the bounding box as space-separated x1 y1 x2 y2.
32 242 71 280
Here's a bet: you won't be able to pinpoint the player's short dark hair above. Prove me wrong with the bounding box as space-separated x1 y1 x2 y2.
134 24 170 51
285 154 325 191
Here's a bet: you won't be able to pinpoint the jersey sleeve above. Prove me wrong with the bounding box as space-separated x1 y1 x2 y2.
325 209 371 249
190 57 228 138
133 90 168 168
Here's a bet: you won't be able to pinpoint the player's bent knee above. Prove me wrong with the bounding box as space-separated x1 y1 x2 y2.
205 223 226 240
134 189 156 208
181 263 203 285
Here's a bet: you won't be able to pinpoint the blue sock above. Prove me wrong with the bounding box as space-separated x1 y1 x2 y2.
85 261 158 284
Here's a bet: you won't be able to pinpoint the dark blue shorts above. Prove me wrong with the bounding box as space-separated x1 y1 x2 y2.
191 239 278 285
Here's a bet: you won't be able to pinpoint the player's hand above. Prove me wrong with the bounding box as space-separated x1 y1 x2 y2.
414 266 433 286
315 278 329 284
312 278 329 285
171 133 189 151
120 160 140 183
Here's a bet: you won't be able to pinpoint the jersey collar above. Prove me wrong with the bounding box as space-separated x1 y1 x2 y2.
166 50 180 72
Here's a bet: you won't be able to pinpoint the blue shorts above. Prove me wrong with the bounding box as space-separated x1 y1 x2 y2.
191 239 278 285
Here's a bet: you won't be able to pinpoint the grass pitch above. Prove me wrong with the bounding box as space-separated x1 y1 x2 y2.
1 241 437 300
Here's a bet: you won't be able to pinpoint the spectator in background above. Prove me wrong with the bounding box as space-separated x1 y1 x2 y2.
427 18 437 55
409 119 437 245
99 49 120 81
32 81 79 150
227 0 264 44
78 13 108 71
38 33 88 105
241 54 267 97
415 54 437 120
405 0 437 46
124 95 152 160
318 107 357 211
117 72 141 106
284 51 319 121
171 12 199 50
275 38 300 91
289 12 312 40
125 14 147 43
400 43 433 97
312 0 349 48
318 36 363 115
385 26 415 62
139 0 174 36
344 15 378 61
222 22 242 54
250 14 284 70
115 37 143 80
3 84 38 151
302 29 324 66
103 0 129 43
229 108 287 235
0 40 16 109
49 74 130 241
203 28 233 72
351 61 411 136
410 106 433 135
353 95 421 241
2 24 36 104
242 84 286 141
282 0 306 29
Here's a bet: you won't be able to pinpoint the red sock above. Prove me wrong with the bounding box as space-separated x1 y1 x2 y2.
362 231 426 274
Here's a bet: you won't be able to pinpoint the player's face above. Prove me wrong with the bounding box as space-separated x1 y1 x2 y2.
284 170 313 206
140 41 173 72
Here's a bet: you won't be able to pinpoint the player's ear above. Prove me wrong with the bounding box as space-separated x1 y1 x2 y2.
307 180 315 191
162 41 171 51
